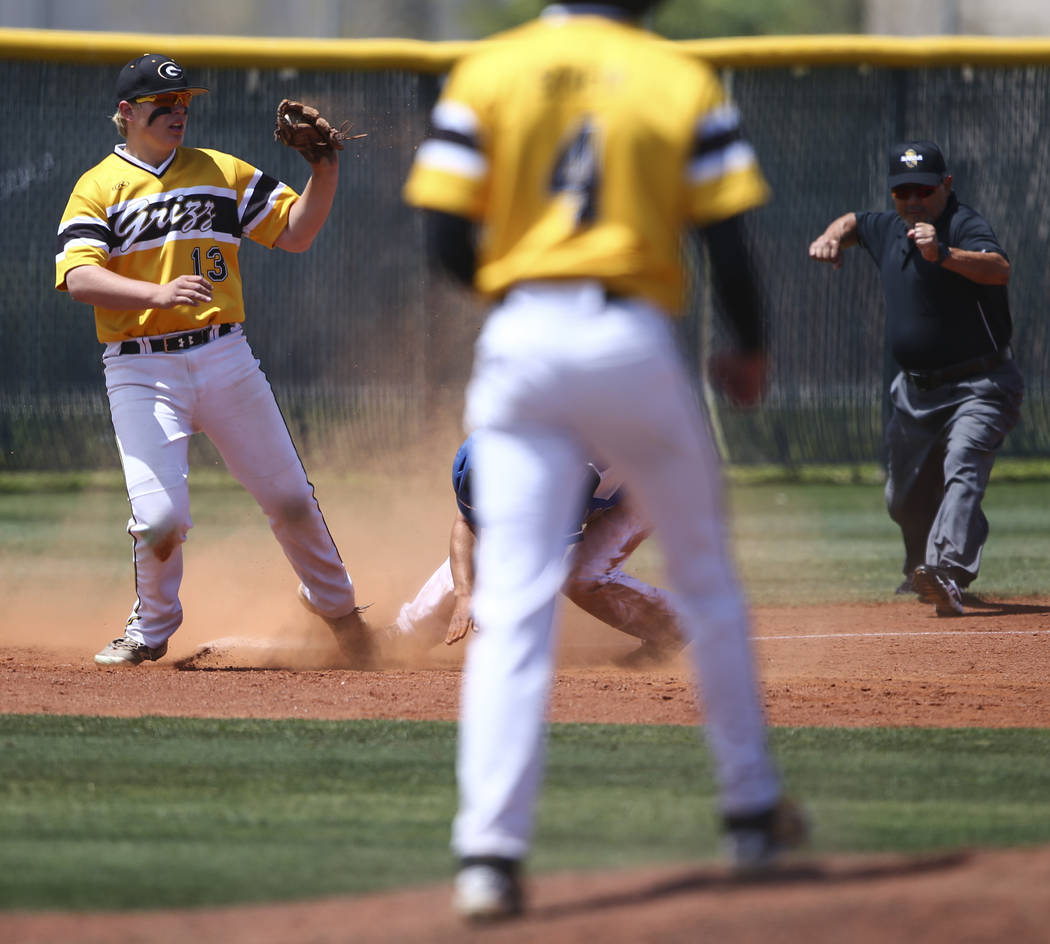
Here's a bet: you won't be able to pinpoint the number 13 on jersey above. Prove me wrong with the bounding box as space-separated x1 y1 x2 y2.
191 245 228 281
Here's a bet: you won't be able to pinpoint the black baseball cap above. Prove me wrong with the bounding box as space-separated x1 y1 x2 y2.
888 141 948 187
115 54 208 106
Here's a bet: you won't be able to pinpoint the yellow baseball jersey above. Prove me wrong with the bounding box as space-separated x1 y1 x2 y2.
403 13 770 314
56 145 297 342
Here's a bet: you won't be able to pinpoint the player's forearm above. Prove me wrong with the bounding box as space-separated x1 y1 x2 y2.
448 514 476 596
276 159 339 252
65 264 163 309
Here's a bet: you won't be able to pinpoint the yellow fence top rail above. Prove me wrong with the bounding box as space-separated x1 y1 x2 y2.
4 28 1050 71
677 34 1050 67
0 28 471 72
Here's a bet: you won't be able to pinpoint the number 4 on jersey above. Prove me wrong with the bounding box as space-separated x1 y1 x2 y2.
551 117 600 227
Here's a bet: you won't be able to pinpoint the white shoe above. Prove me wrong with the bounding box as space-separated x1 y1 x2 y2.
452 858 523 921
94 635 168 666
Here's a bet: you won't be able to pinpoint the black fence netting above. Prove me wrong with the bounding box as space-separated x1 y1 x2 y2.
2 37 1049 470
690 62 1050 466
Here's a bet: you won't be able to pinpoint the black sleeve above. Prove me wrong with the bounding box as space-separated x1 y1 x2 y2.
423 209 477 288
695 214 764 353
953 208 1007 259
854 210 889 264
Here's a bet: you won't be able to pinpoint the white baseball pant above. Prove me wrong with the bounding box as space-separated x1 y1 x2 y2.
102 326 356 648
394 501 678 650
452 280 780 861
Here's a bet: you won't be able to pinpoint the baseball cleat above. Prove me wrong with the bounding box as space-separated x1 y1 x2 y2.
94 635 168 666
453 856 524 922
722 797 809 875
611 638 685 670
894 575 918 595
911 565 964 617
297 585 378 669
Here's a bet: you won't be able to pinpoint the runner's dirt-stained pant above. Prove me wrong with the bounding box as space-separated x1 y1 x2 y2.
885 359 1023 587
102 327 356 649
452 279 780 862
393 501 680 651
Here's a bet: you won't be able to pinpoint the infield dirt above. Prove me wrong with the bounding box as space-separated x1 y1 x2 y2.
3 438 1050 942
3 587 1050 942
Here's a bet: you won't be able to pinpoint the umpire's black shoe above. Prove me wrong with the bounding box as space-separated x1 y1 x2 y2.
911 565 964 617
895 575 917 595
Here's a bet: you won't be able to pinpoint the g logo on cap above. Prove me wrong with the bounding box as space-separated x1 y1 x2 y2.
114 53 208 107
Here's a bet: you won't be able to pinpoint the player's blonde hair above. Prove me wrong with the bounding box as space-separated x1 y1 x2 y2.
111 110 128 138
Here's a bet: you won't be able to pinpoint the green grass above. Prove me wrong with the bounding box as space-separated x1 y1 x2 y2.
5 467 1050 602
0 716 455 910
631 476 1050 605
1 716 1049 911
3 470 1048 913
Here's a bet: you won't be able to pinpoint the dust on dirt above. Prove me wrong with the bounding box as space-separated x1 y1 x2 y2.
3 442 1048 941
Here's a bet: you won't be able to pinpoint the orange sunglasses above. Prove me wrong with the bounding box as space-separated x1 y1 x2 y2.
134 91 193 108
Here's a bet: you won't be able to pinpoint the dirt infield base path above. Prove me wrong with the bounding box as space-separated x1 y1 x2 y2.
4 596 1050 727
3 597 1049 942
6 847 1049 944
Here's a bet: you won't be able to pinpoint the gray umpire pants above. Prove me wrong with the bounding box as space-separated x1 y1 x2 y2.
884 359 1023 587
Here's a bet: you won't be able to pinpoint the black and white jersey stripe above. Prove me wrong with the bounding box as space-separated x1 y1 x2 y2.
416 101 488 180
688 104 758 186
57 175 282 260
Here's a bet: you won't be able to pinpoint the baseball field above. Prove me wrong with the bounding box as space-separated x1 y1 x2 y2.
2 444 1049 942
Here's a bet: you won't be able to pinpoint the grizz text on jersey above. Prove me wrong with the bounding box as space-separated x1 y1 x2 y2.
112 194 220 252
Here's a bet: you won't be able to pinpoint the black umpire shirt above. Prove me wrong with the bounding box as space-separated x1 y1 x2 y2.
855 192 1012 371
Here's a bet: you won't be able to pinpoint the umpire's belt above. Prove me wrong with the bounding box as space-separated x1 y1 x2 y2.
904 348 1011 391
118 323 234 355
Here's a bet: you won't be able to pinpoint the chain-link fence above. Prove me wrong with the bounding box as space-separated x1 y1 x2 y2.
3 34 1048 469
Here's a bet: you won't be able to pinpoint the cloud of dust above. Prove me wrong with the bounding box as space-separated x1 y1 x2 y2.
0 419 649 671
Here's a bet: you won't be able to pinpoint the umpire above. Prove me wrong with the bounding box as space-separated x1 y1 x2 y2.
809 140 1023 616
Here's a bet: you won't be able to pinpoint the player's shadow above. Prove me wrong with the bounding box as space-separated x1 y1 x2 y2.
528 851 968 921
958 594 1050 616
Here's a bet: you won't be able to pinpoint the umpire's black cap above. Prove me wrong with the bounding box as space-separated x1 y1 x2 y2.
888 141 948 187
115 54 208 106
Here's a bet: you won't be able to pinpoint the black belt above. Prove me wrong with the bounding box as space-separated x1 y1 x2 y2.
498 284 628 304
118 323 234 355
904 348 1011 391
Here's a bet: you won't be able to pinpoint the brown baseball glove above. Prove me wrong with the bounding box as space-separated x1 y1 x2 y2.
274 99 366 164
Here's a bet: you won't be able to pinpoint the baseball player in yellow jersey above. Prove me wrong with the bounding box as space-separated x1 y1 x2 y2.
55 54 374 668
405 2 807 920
